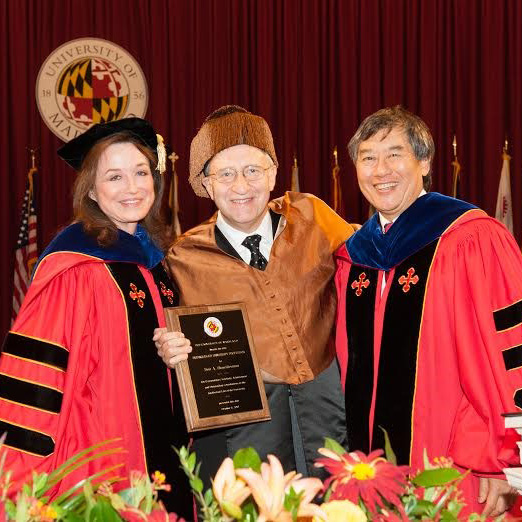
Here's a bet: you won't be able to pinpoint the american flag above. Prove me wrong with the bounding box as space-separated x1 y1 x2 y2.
12 167 38 322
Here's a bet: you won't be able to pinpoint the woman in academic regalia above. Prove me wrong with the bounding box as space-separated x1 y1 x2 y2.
0 118 193 518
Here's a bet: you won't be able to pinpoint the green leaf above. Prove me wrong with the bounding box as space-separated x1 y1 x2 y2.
44 445 125 494
4 499 16 519
412 468 462 488
187 451 197 473
138 478 154 514
60 491 88 513
283 486 303 522
323 437 347 456
108 493 126 511
401 493 418 515
222 499 243 519
409 498 435 516
54 465 123 505
177 445 189 461
204 488 215 506
379 426 397 465
32 472 49 495
88 498 123 522
444 499 463 517
46 439 122 486
61 512 86 522
190 476 204 493
117 486 134 503
241 502 258 522
439 508 459 521
233 448 261 472
323 486 331 502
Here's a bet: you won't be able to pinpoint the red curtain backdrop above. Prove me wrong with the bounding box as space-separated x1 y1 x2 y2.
1 0 522 338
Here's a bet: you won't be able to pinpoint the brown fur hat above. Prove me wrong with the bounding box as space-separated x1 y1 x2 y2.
189 105 278 197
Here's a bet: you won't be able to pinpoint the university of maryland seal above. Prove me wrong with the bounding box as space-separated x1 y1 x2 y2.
204 317 223 338
36 38 148 142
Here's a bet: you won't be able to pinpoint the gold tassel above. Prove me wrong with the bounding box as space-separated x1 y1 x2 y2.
156 134 167 174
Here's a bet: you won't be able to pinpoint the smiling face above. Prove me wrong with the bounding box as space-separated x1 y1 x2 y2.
202 144 277 233
89 142 155 234
355 127 430 221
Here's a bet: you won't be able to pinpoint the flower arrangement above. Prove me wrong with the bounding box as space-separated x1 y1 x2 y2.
0 434 504 521
0 437 183 522
176 437 499 522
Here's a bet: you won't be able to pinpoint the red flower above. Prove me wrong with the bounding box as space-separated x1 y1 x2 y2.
147 509 185 522
315 448 409 515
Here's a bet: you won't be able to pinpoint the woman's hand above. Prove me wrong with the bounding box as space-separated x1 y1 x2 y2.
153 327 192 368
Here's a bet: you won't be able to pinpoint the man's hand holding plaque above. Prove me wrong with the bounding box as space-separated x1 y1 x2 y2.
154 329 192 367
157 303 271 432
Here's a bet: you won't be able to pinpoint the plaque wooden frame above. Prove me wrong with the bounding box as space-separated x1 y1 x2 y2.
165 302 271 432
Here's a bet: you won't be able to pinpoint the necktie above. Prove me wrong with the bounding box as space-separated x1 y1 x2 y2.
241 234 268 270
383 222 392 283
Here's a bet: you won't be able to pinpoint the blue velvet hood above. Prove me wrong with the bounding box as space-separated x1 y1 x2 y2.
346 192 477 271
37 222 164 271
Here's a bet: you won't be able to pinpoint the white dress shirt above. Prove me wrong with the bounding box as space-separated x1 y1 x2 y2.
216 210 274 264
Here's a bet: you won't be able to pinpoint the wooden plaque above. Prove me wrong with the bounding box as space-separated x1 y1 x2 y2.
165 303 271 432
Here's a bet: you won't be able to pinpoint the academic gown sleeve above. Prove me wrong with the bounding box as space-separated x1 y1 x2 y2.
444 217 522 473
0 258 126 494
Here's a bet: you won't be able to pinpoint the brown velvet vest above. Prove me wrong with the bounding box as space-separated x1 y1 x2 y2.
167 192 354 384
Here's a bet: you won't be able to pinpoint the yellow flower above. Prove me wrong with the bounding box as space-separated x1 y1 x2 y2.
351 463 375 480
152 471 166 485
28 499 58 521
313 500 367 522
28 499 43 516
41 504 58 520
213 457 251 520
150 470 171 492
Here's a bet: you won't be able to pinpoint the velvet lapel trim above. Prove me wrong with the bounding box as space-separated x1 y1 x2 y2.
38 223 163 270
347 192 476 271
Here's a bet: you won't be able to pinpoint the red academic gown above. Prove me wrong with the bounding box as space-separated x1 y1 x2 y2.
335 193 522 516
0 223 192 517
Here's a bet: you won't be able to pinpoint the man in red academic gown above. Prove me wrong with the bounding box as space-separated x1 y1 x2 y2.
335 106 522 518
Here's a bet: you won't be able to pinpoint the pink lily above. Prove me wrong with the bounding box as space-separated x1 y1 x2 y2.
235 454 325 522
212 457 251 519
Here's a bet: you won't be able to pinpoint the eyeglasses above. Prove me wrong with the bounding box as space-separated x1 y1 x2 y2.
207 165 273 184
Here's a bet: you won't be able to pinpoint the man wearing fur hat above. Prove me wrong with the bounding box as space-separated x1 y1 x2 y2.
154 105 355 484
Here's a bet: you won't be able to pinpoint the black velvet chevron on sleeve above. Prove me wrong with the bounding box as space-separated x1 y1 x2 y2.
1 332 68 371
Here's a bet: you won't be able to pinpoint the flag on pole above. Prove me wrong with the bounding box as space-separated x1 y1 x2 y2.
12 160 38 322
291 154 300 192
168 152 181 237
495 143 513 234
451 136 461 199
331 146 343 215
451 158 461 199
